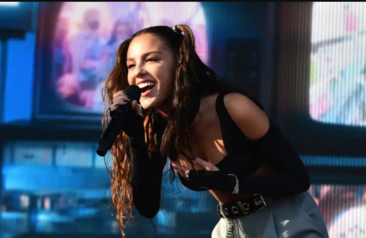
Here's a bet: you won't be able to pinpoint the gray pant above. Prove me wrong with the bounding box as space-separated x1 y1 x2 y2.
212 192 329 238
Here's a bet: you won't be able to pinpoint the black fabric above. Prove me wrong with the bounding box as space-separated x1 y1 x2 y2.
178 173 207 192
130 149 165 218
125 112 166 219
120 111 146 140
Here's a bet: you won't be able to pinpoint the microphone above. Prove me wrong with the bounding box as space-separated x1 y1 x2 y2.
96 85 141 156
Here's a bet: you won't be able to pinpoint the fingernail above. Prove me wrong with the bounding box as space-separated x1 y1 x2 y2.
123 99 129 103
190 156 196 160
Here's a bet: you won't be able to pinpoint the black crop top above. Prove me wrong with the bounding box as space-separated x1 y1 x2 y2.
178 93 264 191
128 92 310 219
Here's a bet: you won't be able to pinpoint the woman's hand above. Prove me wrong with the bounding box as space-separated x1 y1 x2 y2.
171 156 219 177
110 90 144 139
110 90 143 117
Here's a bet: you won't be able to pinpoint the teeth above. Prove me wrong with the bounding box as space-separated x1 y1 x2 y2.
138 82 155 89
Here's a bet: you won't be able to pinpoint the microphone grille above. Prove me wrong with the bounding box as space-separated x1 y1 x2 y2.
124 85 141 102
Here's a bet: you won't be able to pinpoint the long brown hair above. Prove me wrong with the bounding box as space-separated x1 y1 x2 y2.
101 24 238 236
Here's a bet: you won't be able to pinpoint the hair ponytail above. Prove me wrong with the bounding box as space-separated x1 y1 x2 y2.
160 25 199 159
175 24 195 64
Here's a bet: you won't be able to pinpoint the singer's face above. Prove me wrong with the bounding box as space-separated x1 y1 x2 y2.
126 34 175 110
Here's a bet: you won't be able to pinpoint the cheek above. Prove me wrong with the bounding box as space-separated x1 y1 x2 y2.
157 75 174 95
155 64 175 92
127 74 134 85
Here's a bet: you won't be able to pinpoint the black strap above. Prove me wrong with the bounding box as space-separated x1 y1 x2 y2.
217 194 268 219
214 92 249 154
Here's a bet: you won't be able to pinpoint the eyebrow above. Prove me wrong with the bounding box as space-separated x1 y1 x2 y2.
126 51 162 61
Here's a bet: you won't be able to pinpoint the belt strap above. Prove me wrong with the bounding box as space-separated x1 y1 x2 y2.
217 194 269 219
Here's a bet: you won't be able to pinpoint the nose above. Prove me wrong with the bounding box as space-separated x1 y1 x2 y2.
131 63 147 83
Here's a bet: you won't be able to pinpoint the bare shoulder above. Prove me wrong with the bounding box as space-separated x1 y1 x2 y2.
223 93 269 140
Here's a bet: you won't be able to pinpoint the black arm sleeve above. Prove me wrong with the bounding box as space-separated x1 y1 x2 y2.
177 173 208 192
187 119 310 197
126 115 165 219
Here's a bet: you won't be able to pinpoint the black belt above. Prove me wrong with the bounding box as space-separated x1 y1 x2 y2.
217 194 268 219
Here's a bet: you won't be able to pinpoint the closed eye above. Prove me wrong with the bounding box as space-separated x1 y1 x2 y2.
146 58 158 62
127 58 159 70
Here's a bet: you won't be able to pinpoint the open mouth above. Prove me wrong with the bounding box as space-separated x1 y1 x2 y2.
137 81 156 96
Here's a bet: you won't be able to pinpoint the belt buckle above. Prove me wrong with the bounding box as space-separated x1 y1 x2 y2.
236 201 250 215
250 194 267 212
219 203 229 219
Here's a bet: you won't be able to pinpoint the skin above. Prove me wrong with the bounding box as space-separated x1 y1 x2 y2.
111 33 274 203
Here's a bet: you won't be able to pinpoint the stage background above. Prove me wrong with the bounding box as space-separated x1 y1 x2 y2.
0 2 365 238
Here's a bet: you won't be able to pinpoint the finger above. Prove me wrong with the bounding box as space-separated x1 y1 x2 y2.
109 104 120 112
109 99 129 111
113 94 129 103
112 91 125 100
112 97 129 105
170 161 184 172
192 163 205 171
131 100 141 112
193 157 219 171
171 162 188 175
191 157 214 171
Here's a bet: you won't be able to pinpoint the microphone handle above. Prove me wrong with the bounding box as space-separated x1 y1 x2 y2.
97 103 132 156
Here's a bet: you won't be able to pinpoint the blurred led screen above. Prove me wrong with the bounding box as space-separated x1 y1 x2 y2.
310 2 366 126
34 2 261 122
35 2 209 119
56 2 207 111
309 185 366 238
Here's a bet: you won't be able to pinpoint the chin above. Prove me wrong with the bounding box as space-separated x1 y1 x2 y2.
141 95 167 111
140 98 155 110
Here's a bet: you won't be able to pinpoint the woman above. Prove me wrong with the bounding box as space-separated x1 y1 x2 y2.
101 24 329 238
